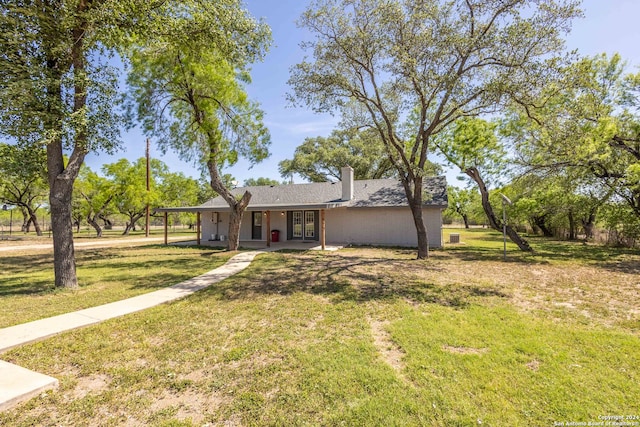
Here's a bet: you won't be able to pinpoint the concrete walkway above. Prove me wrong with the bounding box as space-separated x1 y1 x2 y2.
0 250 264 411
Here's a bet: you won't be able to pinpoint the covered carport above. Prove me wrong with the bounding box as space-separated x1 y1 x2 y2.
154 206 204 246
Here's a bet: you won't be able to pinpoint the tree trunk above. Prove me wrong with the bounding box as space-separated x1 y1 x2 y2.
533 215 553 237
567 209 577 240
206 155 251 251
49 173 79 289
462 214 470 229
410 202 429 259
99 214 113 230
400 175 429 259
582 212 596 241
122 212 144 235
45 2 89 288
465 167 533 252
227 204 243 251
26 205 43 236
582 220 595 241
87 215 103 237
20 207 29 232
45 77 80 288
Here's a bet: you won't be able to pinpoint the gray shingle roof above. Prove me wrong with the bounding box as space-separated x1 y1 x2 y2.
196 176 447 210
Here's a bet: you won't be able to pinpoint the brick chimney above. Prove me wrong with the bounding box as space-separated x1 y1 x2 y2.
341 166 354 201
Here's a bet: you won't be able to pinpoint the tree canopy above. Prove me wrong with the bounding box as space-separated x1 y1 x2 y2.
243 177 283 187
289 0 581 258
0 0 163 287
125 0 272 250
0 142 48 235
279 127 396 182
506 54 640 220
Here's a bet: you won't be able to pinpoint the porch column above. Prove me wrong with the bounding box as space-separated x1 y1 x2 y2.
164 211 168 245
266 211 271 247
196 212 201 245
321 209 326 250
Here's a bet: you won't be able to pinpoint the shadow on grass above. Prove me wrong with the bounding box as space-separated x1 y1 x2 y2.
0 277 55 297
0 245 229 296
446 235 639 273
192 233 638 309
0 252 56 296
193 252 509 309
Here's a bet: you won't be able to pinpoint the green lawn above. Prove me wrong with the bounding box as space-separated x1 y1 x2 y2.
0 244 231 328
1 229 638 426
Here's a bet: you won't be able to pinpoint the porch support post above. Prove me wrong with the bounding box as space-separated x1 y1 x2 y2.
266 211 271 247
321 209 326 250
164 211 168 245
196 212 201 245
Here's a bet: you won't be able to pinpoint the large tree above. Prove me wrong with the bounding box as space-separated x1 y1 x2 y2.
289 0 580 258
0 143 48 235
279 127 396 182
444 186 479 229
506 54 640 221
508 171 611 240
438 117 532 250
126 0 271 251
0 1 158 287
73 165 115 237
103 158 166 235
243 177 283 187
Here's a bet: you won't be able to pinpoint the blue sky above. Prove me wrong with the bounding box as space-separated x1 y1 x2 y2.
84 0 640 186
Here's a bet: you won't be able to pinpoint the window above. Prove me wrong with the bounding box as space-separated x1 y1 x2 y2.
293 211 303 238
305 211 315 238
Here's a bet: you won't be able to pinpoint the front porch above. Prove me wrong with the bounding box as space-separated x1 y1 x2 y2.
205 240 344 251
171 238 344 252
160 208 332 250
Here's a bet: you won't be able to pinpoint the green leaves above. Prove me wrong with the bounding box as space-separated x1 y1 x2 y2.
437 117 506 184
506 53 640 222
0 0 129 154
124 0 272 173
278 127 397 182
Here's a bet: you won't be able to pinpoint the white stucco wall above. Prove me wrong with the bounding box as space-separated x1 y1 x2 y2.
324 207 442 248
201 211 228 243
200 210 288 244
200 207 443 248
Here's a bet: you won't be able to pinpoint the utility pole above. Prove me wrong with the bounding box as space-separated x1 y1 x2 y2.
146 138 150 237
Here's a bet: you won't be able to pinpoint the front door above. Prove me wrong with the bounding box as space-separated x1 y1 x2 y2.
252 211 262 240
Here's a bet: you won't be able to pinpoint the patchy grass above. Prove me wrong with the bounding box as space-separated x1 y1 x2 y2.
0 245 231 328
1 229 639 425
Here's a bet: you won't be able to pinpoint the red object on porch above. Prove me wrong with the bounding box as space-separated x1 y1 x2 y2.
271 230 280 243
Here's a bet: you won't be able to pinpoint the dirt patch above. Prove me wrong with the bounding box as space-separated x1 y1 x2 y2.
369 319 406 373
68 373 111 400
442 345 488 355
526 359 541 371
150 389 225 424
